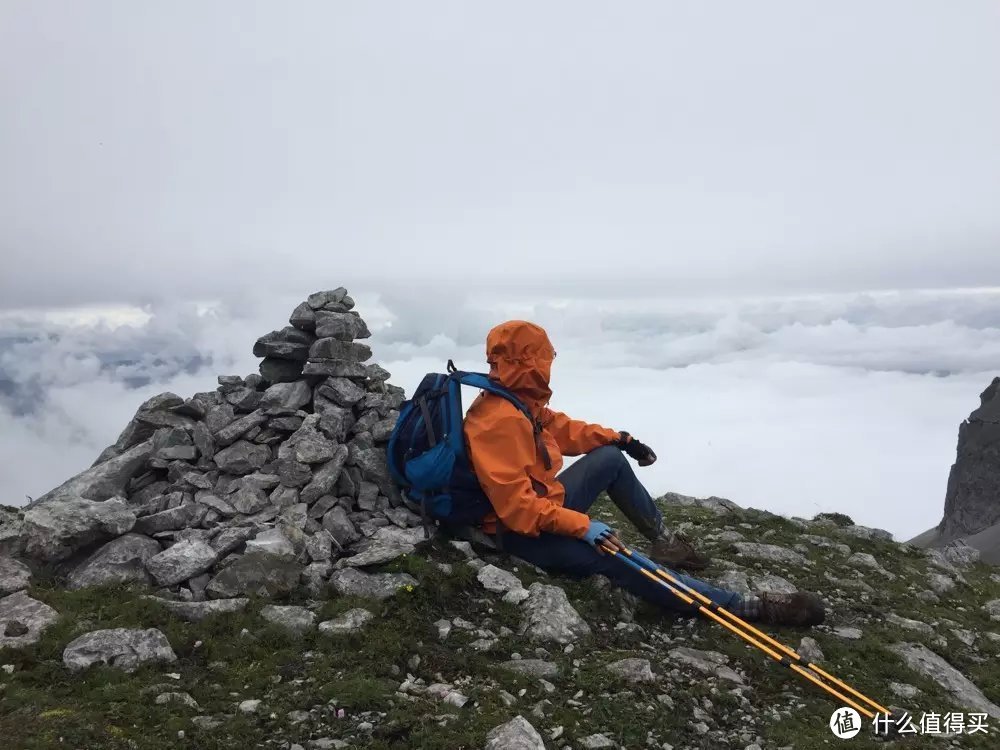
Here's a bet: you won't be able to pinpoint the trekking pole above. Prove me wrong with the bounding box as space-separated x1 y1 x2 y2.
597 537 890 720
617 541 891 717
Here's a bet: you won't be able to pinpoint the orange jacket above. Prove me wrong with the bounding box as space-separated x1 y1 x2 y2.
463 320 622 538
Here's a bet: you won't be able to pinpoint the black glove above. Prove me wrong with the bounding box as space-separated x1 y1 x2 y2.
614 431 657 466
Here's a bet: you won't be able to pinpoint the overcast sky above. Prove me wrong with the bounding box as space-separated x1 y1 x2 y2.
2 3 999 540
2 1 999 306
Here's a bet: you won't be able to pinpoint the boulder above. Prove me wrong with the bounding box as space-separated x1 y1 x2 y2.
732 542 808 566
314 311 370 341
143 596 249 622
134 504 207 535
520 583 591 644
22 496 136 562
205 552 302 599
889 642 1000 718
253 327 315 361
318 608 374 635
68 533 162 590
145 539 218 587
308 339 372 363
328 568 417 600
0 556 32 596
261 381 312 411
300 445 349 504
484 716 546 750
32 440 153 506
260 604 316 634
500 659 559 679
213 440 271 475
63 628 177 673
0 508 23 556
605 657 656 683
213 410 268 448
259 357 305 384
246 528 296 558
0 591 59 648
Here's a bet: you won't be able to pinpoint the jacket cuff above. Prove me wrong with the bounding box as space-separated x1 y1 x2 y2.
554 508 591 538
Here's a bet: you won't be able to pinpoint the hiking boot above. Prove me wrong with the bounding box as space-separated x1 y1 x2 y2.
648 531 711 571
758 591 826 627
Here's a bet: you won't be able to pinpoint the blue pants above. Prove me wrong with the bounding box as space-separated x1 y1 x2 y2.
500 445 742 616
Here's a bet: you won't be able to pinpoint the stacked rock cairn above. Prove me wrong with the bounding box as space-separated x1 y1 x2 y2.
6 288 428 606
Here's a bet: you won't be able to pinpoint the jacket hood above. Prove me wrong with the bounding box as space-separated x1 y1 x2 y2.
485 320 555 412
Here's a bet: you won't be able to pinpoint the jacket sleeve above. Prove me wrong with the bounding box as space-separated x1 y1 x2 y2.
540 407 622 456
465 412 590 538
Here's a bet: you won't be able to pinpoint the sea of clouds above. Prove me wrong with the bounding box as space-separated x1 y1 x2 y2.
2 286 998 541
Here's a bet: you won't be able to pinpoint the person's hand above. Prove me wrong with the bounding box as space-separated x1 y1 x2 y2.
615 431 657 466
582 520 615 548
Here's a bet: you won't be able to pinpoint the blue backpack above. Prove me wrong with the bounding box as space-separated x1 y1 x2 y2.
387 360 550 531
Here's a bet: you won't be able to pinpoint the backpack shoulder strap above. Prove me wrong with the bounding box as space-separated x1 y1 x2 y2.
451 369 552 471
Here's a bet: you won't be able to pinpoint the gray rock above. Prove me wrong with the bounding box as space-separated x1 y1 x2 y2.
32 440 153 506
146 540 218 587
885 612 934 636
832 626 863 640
302 360 367 378
155 692 199 710
277 458 314 488
0 556 32 596
579 735 616 749
246 528 296 558
316 378 367 407
733 542 807 566
205 403 236 434
0 508 23 556
334 525 424 568
521 583 591 644
134 504 207 535
301 446 349 504
229 482 270 515
346 444 401 504
307 288 350 310
314 311 370 341
847 552 895 578
0 591 59 648
261 381 312 411
328 568 418 600
484 715 546 750
750 573 797 594
937 378 1000 541
316 404 355 442
714 570 751 597
889 682 921 699
260 604 316 634
213 410 268 447
68 533 162 590
668 646 744 684
604 659 656 682
838 524 894 542
63 628 177 673
501 659 560 679
366 363 391 382
306 530 335 561
289 301 316 331
213 440 271 474
205 552 302 599
941 540 981 569
318 608 375 635
211 526 256 556
144 596 249 622
889 642 1000 718
984 599 1000 621
928 573 956 594
798 637 824 664
279 416 339 465
253 327 314 361
22 496 136 562
799 534 852 556
309 339 372 363
478 564 526 596
259 357 305 384
658 491 743 515
197 493 238 517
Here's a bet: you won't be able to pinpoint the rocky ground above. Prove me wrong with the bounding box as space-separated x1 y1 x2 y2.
2 497 999 749
1 288 999 748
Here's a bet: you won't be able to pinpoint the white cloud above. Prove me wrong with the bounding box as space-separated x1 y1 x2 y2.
1 287 995 541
